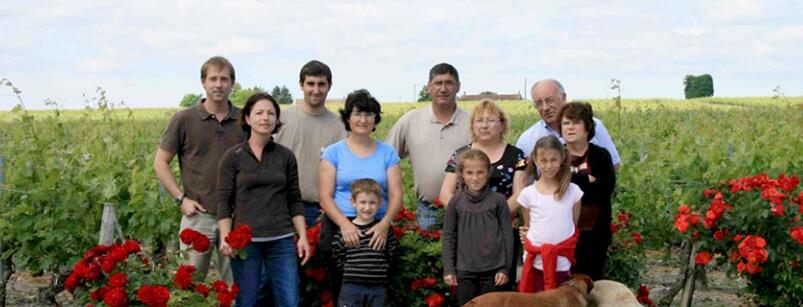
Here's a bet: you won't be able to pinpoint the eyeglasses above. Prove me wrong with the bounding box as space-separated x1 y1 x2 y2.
533 96 560 108
473 117 501 125
350 111 376 119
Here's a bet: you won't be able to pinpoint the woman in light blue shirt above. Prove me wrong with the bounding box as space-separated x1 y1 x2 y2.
317 89 403 301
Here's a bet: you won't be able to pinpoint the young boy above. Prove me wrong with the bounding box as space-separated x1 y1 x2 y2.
332 179 398 307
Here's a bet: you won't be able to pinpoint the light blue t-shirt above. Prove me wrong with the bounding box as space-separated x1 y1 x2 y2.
321 139 401 218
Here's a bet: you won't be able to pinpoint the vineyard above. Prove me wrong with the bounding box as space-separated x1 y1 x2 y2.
0 95 802 305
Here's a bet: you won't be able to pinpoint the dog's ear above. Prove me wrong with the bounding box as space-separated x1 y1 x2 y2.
581 275 593 293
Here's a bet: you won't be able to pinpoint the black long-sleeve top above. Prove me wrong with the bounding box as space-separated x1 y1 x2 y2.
571 143 616 235
216 140 304 237
442 188 514 276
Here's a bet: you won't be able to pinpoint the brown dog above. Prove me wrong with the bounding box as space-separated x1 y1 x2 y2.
463 274 593 307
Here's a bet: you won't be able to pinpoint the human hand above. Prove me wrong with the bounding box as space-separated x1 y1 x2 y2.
495 272 509 286
219 241 234 258
297 237 311 265
340 222 362 248
444 274 458 286
519 226 529 244
365 220 389 250
180 197 206 216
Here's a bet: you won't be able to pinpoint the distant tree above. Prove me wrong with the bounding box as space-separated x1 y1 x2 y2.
683 74 714 99
230 82 264 107
479 91 497 96
417 85 430 102
179 93 202 107
772 85 784 99
271 85 294 104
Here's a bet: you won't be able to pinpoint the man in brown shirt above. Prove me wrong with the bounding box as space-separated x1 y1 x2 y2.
153 56 245 283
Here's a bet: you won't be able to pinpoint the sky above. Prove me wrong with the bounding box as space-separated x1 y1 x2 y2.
1 0 802 110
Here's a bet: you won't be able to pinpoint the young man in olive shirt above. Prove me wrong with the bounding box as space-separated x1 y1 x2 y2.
274 60 347 227
153 56 245 283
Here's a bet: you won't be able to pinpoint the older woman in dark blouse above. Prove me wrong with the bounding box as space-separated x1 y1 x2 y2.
217 92 311 307
558 101 616 281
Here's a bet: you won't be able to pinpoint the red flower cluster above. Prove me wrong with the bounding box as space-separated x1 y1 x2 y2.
636 285 656 307
103 287 128 307
674 204 696 233
730 173 800 194
226 224 253 250
212 280 240 307
417 229 442 240
392 225 405 240
695 251 713 266
136 285 170 307
65 240 142 293
713 229 726 241
306 222 322 257
432 197 444 208
304 267 326 282
703 193 732 229
179 228 211 252
410 276 438 291
173 264 196 290
790 226 803 245
617 210 631 228
424 293 445 307
394 206 416 222
736 235 768 275
631 232 643 245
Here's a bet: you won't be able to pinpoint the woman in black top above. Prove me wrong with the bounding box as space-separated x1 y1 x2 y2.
557 101 616 281
439 100 526 288
217 92 311 307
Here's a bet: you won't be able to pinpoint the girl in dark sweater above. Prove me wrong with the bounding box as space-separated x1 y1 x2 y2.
442 149 514 306
557 101 617 281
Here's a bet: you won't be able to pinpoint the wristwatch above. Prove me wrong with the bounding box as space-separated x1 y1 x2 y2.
175 193 185 206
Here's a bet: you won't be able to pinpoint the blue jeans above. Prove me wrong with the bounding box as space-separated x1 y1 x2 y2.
416 200 439 231
338 282 387 307
303 201 322 227
231 237 299 307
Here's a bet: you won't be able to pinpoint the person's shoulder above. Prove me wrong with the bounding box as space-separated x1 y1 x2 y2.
323 139 347 153
273 142 296 158
567 182 583 195
516 120 544 142
222 141 247 159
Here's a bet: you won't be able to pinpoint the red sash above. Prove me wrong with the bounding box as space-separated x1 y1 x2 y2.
518 229 579 292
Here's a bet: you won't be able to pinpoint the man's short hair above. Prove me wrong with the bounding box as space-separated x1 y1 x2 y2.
557 101 596 141
351 178 383 200
201 56 235 81
532 79 565 96
299 60 332 84
428 63 460 83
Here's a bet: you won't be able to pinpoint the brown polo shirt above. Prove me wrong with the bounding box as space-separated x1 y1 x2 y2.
159 100 246 214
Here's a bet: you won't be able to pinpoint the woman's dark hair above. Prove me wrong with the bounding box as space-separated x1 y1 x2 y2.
339 89 382 132
557 101 596 141
240 92 283 135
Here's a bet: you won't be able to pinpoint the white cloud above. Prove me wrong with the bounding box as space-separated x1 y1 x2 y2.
703 0 766 22
75 58 123 73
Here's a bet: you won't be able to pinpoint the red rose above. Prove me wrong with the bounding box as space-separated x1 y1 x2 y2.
760 187 786 206
424 293 445 307
695 251 712 265
636 284 656 307
617 211 630 227
422 277 438 287
770 204 785 217
174 264 196 290
320 289 333 303
108 245 129 263
777 173 800 192
433 197 443 208
108 272 127 288
179 228 199 245
195 284 211 298
678 204 691 215
427 230 442 240
688 214 700 226
103 287 128 307
732 234 743 242
101 257 117 273
673 216 688 233
610 223 619 235
136 285 170 307
192 235 210 252
631 232 643 245
217 291 236 307
392 226 405 240
304 267 326 282
713 230 725 241
90 286 108 301
790 226 803 244
212 280 229 293
703 189 718 198
226 225 253 249
64 273 81 293
122 240 141 254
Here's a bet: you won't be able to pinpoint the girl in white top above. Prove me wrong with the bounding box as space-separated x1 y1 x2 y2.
516 135 583 291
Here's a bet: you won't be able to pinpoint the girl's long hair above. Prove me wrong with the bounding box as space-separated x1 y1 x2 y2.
525 135 571 200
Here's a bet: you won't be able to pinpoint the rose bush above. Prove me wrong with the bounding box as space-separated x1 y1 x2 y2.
66 236 241 306
673 173 803 305
604 209 648 288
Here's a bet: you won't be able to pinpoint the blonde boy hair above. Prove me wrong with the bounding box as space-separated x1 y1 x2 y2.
350 178 383 200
